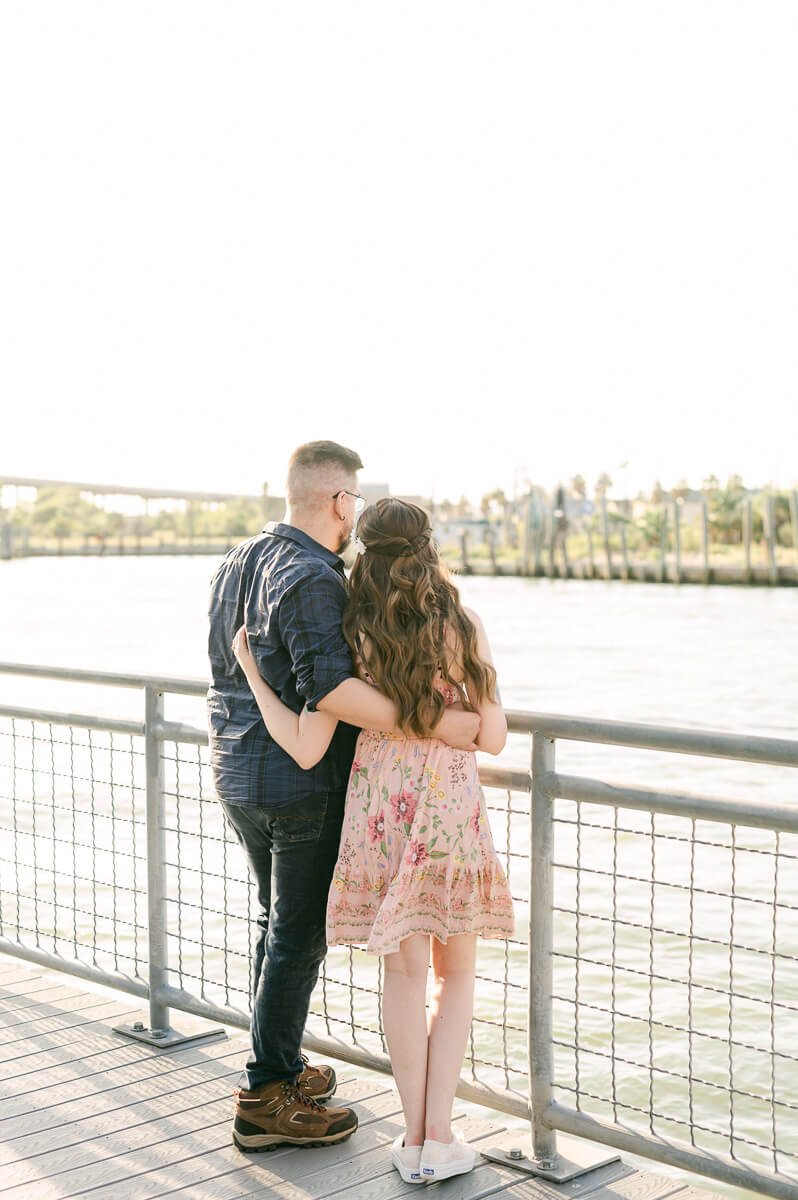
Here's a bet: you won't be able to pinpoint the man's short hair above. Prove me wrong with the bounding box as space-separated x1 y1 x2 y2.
286 440 364 513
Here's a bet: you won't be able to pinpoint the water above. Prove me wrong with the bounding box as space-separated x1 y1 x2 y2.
1 556 796 1198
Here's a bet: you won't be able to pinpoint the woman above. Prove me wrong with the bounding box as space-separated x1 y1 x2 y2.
232 497 514 1183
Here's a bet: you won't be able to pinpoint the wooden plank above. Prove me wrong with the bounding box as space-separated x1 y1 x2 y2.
0 993 130 1042
0 1043 251 1137
0 983 94 1014
0 975 82 1001
92 1115 504 1200
0 1054 353 1148
254 1120 508 1200
149 1088 409 1200
0 994 152 1044
0 1032 249 1113
0 962 43 983
577 1167 698 1200
0 1014 155 1066
0 1004 149 1081
0 1069 364 1166
661 1187 726 1200
2 1079 399 1199
0 1078 388 1193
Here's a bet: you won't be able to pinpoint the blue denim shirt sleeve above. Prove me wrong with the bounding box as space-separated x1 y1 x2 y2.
275 572 354 711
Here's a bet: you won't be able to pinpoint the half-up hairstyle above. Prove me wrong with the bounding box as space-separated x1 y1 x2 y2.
342 497 497 737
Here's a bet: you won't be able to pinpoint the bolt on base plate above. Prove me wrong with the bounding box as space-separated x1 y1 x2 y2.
113 1020 227 1048
480 1144 621 1183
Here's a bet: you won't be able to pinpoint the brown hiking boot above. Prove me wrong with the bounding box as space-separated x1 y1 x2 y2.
233 1079 358 1152
296 1053 336 1100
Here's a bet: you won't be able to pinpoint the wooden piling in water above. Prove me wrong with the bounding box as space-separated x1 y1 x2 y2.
521 496 532 576
791 490 798 570
765 493 779 585
601 495 612 579
585 519 595 578
487 526 501 575
619 521 629 580
659 504 668 582
460 529 471 574
532 504 543 576
701 498 711 584
672 500 681 584
743 498 752 583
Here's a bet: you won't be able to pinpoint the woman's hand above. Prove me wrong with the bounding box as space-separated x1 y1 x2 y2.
232 625 256 674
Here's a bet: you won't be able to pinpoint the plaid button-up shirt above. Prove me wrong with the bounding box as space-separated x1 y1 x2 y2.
206 523 359 807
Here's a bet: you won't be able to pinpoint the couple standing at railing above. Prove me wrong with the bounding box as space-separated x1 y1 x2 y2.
207 440 515 1184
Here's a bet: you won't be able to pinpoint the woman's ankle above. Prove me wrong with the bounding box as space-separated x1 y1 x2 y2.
424 1122 452 1143
404 1129 425 1148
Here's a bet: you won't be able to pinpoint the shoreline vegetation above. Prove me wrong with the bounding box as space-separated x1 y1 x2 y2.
2 476 797 585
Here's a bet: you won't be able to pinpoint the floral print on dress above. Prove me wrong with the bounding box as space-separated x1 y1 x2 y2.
326 675 515 956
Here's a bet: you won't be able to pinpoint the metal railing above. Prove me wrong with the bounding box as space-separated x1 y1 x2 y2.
1 661 797 1198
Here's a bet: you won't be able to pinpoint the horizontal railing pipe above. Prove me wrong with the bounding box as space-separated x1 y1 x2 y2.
507 710 798 766
0 937 150 1001
0 705 144 737
553 774 798 834
548 1104 797 1200
0 661 207 696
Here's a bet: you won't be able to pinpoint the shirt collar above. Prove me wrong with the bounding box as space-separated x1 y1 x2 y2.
263 522 346 574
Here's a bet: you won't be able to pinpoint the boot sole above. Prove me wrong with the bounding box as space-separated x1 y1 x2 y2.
233 1126 357 1153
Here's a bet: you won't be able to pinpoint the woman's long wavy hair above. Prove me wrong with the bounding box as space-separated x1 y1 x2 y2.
342 497 497 737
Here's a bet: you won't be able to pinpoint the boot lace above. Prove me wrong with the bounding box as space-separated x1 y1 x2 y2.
281 1080 325 1111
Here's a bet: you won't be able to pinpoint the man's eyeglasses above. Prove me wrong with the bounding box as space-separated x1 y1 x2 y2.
333 490 367 515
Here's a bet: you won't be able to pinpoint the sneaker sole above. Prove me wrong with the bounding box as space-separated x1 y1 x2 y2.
391 1156 424 1183
233 1127 356 1153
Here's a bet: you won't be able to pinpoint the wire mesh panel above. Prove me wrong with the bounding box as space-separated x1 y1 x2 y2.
0 716 149 981
160 738 255 1014
551 797 798 1179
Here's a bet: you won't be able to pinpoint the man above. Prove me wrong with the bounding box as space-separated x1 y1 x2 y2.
207 440 480 1152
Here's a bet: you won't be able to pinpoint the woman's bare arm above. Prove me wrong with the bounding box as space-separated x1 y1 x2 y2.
462 607 507 755
232 627 338 770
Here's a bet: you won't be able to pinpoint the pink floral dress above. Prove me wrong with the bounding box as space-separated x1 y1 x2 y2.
326 673 515 955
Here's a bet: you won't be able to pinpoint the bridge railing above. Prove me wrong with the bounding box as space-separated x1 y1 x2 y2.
1 661 797 1198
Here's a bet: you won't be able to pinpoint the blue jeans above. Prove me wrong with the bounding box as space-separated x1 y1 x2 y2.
220 791 346 1091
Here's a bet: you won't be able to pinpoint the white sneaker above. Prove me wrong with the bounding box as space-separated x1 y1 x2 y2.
420 1128 479 1180
391 1133 424 1183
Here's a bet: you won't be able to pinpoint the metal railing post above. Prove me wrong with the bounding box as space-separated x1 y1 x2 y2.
529 731 558 1166
114 683 225 1048
145 684 171 1033
489 732 618 1185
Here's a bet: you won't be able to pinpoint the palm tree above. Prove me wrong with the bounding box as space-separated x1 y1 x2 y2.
595 473 613 497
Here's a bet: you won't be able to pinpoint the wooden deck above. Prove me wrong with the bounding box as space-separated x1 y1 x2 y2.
0 958 726 1200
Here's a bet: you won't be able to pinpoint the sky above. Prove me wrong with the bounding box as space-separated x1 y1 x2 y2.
2 2 796 507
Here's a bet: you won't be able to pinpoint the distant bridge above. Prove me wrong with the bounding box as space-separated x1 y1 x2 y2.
0 475 270 505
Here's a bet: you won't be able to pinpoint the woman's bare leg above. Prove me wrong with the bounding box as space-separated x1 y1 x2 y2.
382 933 431 1146
424 934 478 1142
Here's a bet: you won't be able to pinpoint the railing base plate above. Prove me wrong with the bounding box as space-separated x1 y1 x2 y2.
113 1021 227 1049
480 1145 621 1183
